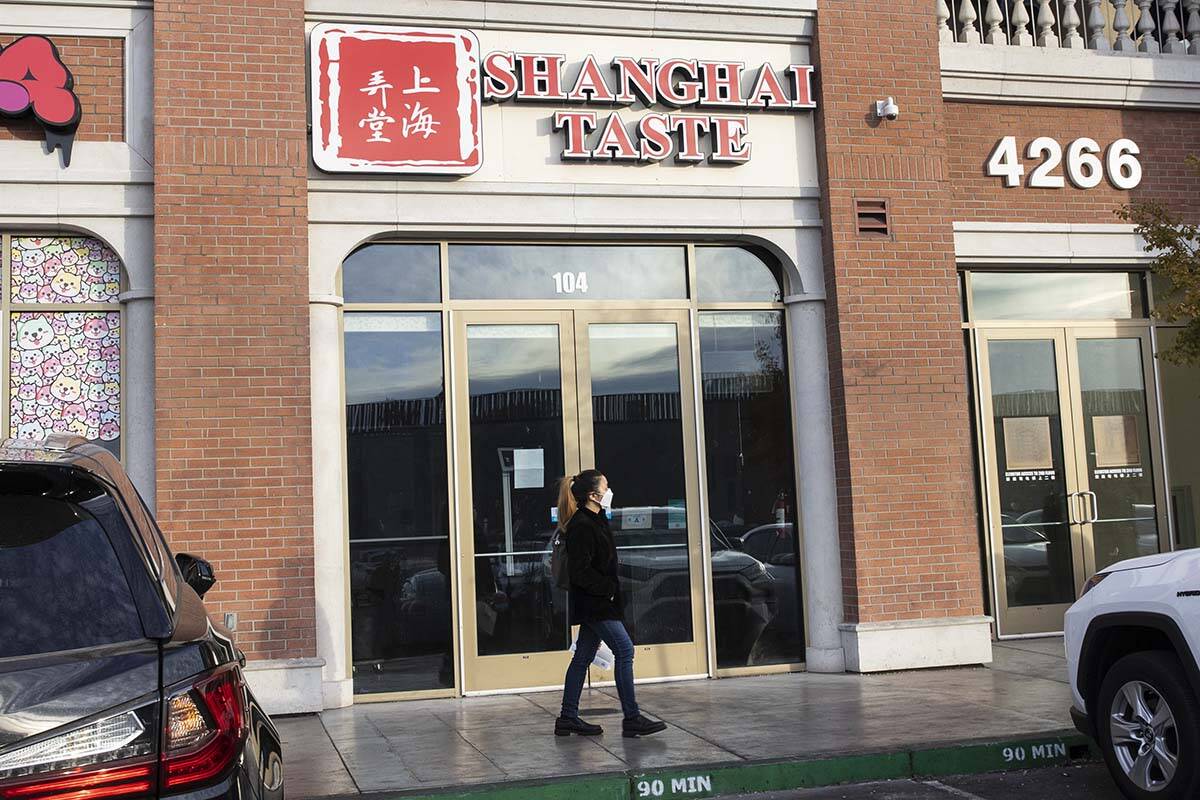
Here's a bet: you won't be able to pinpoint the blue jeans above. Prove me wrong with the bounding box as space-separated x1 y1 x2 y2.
560 619 639 720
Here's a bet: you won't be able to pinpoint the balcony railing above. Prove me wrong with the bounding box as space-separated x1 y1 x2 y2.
939 0 1200 54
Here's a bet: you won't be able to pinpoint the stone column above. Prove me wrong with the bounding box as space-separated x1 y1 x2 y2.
120 289 156 510
311 294 353 709
784 293 846 674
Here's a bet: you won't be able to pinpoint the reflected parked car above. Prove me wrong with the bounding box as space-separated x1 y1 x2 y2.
724 522 803 661
0 435 283 800
594 507 779 663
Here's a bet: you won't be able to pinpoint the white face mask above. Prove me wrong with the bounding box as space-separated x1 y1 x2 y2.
599 488 614 510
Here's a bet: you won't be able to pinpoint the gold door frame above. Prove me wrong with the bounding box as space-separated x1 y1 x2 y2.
573 308 710 684
452 308 709 693
1063 326 1171 577
976 327 1087 636
452 310 582 693
975 324 1171 637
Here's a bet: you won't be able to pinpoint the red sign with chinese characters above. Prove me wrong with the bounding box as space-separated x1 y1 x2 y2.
311 24 482 174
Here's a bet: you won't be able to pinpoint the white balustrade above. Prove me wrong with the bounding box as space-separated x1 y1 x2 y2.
1037 0 1061 45
1012 0 1035 44
959 0 983 42
938 0 955 42
1137 0 1160 51
1184 0 1200 51
1112 0 1138 50
941 0 1200 54
1062 0 1085 46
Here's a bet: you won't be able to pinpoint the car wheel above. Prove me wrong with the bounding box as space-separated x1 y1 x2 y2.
1096 651 1200 800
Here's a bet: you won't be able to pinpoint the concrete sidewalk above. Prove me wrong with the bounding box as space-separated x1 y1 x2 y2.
278 638 1079 799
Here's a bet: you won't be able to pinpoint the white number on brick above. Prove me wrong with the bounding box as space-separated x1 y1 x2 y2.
1107 138 1143 190
1027 137 1065 188
1066 138 1103 189
988 137 1142 191
986 136 1024 188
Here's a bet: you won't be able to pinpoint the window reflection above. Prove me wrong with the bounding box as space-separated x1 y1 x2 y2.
988 339 1076 608
342 244 441 304
465 325 569 656
1076 338 1160 569
1158 328 1200 550
589 323 694 646
699 312 803 667
345 313 453 693
971 272 1145 321
696 247 782 303
449 244 686 300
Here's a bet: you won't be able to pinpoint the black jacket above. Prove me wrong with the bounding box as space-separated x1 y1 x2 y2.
565 506 623 623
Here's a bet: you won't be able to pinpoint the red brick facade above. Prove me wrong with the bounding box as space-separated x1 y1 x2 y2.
152 0 315 660
814 5 984 625
0 35 123 143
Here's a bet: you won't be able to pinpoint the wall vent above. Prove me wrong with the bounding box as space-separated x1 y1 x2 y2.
855 199 890 236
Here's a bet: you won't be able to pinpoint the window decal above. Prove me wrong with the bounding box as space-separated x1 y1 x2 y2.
10 311 121 444
10 237 122 304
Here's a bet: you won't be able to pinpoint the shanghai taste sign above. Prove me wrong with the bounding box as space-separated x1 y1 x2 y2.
310 23 816 175
0 36 82 167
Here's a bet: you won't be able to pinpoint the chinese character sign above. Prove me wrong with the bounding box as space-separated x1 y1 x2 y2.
311 25 482 174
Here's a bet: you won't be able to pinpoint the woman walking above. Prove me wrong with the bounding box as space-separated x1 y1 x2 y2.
554 469 668 738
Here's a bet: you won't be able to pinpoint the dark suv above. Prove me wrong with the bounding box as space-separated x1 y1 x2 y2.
0 436 283 800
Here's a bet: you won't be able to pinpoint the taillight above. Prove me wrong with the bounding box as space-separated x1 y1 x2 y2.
0 668 248 800
0 704 158 800
160 669 247 791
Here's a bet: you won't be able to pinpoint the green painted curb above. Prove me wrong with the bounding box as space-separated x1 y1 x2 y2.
359 774 629 800
911 732 1091 778
349 730 1094 800
629 752 911 799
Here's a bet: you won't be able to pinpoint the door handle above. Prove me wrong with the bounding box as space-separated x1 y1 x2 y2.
1082 491 1099 524
1067 491 1082 525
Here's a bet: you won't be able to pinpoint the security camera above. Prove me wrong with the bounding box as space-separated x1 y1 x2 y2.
874 97 899 121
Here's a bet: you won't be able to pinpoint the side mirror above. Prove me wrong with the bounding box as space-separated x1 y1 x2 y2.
176 553 217 598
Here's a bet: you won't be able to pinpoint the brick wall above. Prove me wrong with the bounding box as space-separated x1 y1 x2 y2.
0 35 123 142
153 0 314 659
814 6 983 625
946 102 1200 222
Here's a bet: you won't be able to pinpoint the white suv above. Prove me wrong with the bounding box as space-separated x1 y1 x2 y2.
1064 550 1200 800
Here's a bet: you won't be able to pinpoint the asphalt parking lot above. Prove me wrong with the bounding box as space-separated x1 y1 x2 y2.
717 764 1122 800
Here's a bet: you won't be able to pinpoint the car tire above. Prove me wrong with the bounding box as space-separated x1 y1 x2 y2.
1096 651 1200 800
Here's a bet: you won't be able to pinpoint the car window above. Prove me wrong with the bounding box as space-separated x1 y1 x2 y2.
0 475 145 658
740 530 773 562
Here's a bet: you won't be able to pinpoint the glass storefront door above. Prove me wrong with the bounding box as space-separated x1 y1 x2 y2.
977 326 1169 635
452 309 708 692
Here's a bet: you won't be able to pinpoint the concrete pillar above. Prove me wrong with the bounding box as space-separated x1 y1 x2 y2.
311 294 353 709
784 293 846 673
120 289 156 511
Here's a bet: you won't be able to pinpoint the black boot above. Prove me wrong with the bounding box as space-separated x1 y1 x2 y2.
622 714 667 738
555 715 603 736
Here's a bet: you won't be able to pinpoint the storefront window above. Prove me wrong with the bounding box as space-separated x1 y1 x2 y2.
970 272 1146 321
1157 328 1200 550
342 244 440 304
344 312 453 693
448 244 687 300
696 247 782 303
699 311 803 668
4 235 122 456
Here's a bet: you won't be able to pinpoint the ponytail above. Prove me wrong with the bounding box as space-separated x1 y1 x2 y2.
556 468 604 531
556 475 577 532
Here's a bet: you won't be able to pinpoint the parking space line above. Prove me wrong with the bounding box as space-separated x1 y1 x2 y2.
921 780 990 800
